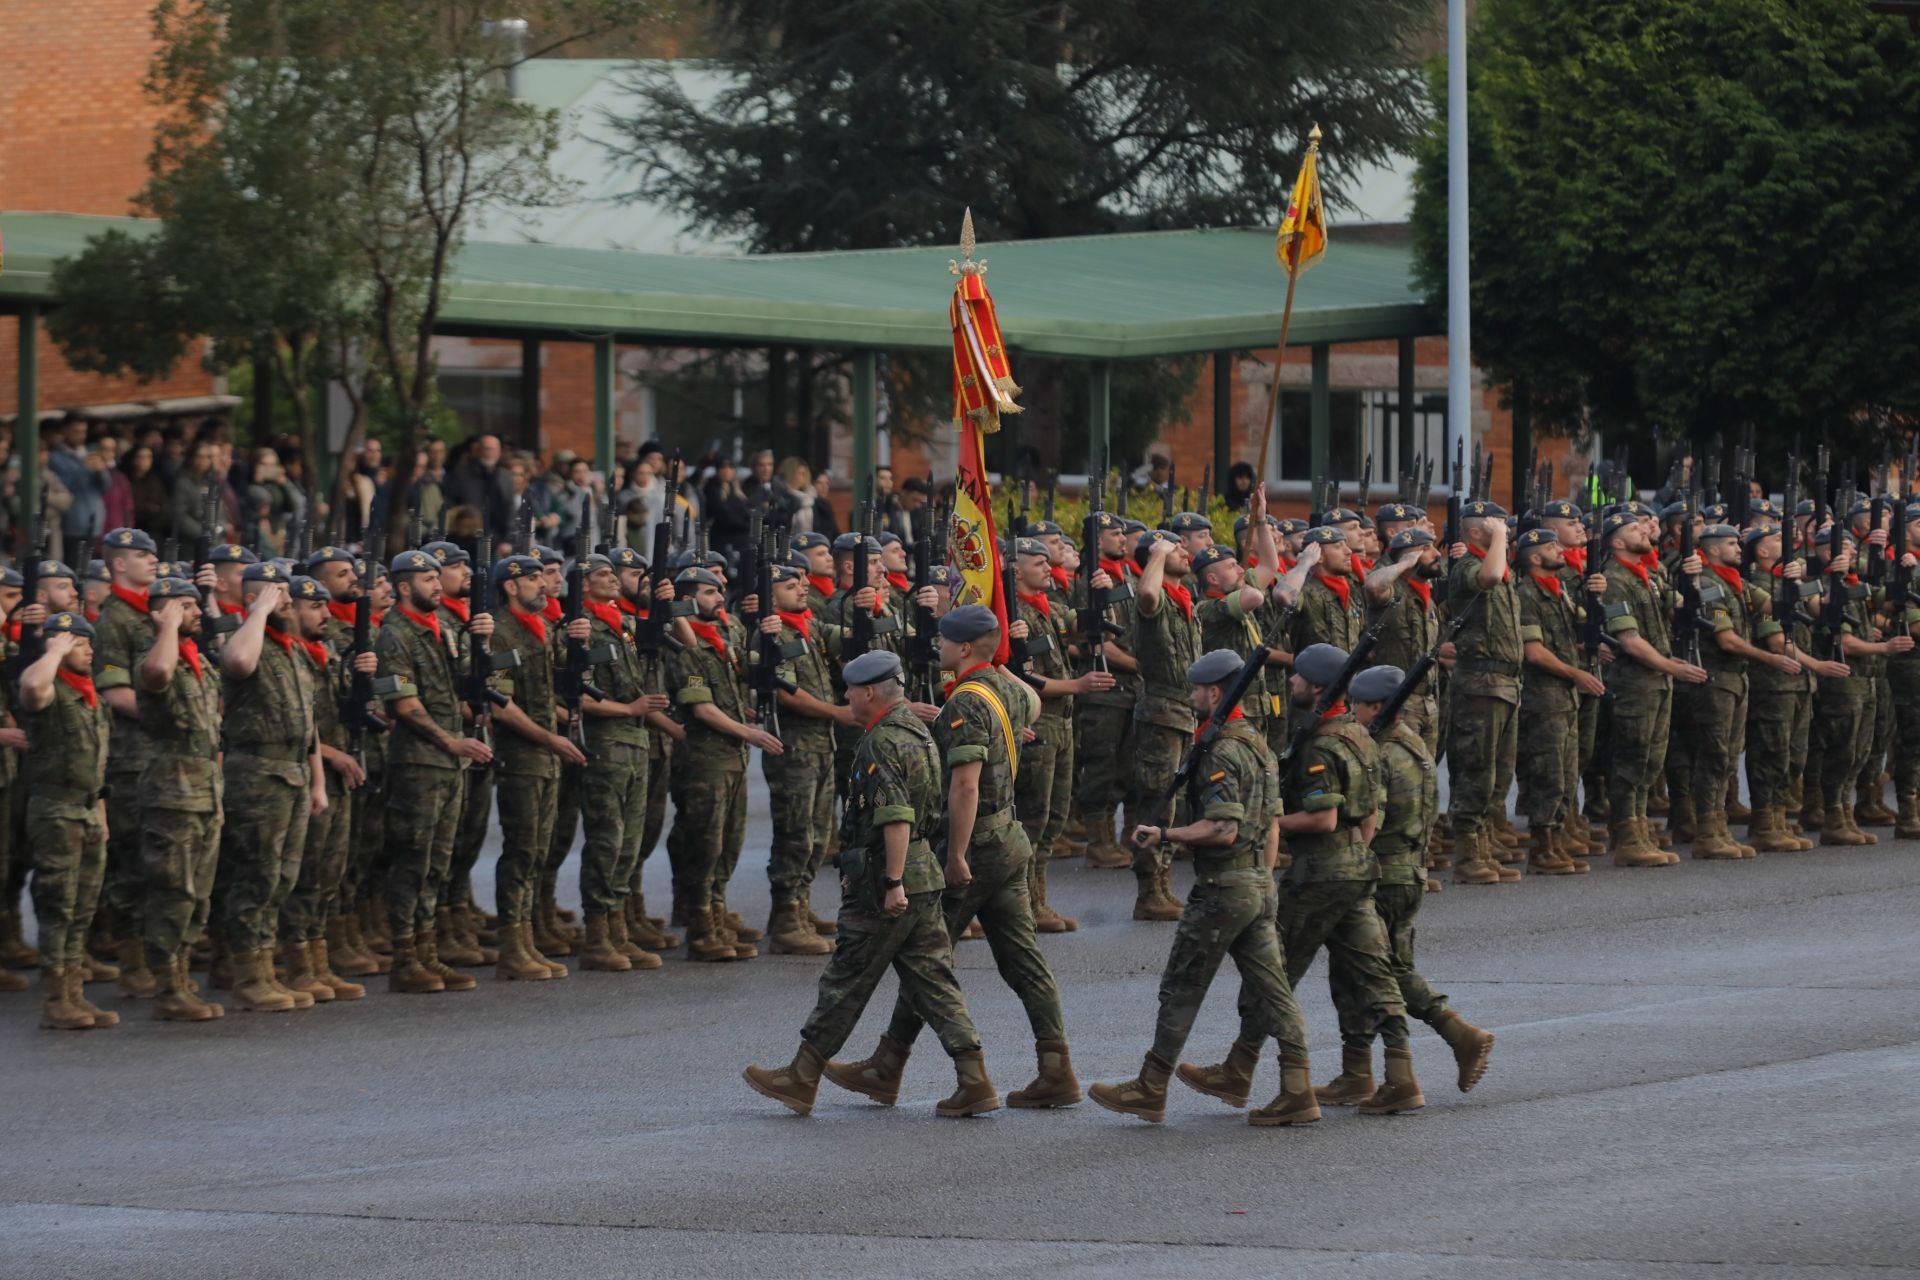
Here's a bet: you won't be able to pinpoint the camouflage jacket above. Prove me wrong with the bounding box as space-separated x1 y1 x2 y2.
1603 554 1677 682
767 613 843 757
1185 719 1279 875
1372 720 1435 885
22 674 110 815
134 635 223 813
674 624 751 773
377 606 466 772
1132 585 1201 733
1281 710 1379 884
1450 551 1524 701
1517 573 1582 712
938 663 1027 843
583 606 649 752
1197 588 1284 726
1015 592 1074 721
1366 577 1439 702
1747 563 1817 693
1071 563 1140 708
225 629 320 782
1699 565 1779 688
838 699 944 906
92 589 158 775
1288 574 1365 658
494 605 561 780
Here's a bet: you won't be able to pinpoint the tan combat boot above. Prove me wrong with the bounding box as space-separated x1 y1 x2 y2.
1176 1037 1261 1107
626 896 680 952
327 915 379 977
1083 827 1133 870
1131 870 1181 921
1249 1054 1322 1126
1549 828 1591 874
1611 820 1668 869
1357 1047 1426 1114
936 1050 1002 1117
233 950 296 1012
720 895 764 944
1430 1009 1494 1091
579 913 634 972
1031 861 1078 934
1635 818 1681 865
68 965 121 1027
1647 777 1670 816
1525 826 1578 875
495 920 554 981
115 937 158 999
1898 794 1920 840
359 899 393 956
1668 791 1698 844
1007 1039 1083 1108
684 905 737 963
1854 787 1897 827
1452 829 1500 886
419 931 478 990
532 907 574 959
388 934 447 994
606 911 663 970
1486 812 1523 853
1090 1052 1173 1123
824 1035 913 1105
767 902 832 957
1822 801 1875 846
434 907 484 966
0 907 37 967
308 940 364 1000
283 938 336 1003
805 902 838 938
1312 1044 1377 1106
40 969 96 1031
713 905 759 960
524 921 570 977
1725 777 1752 822
152 951 222 1022
743 1042 827 1115
1689 811 1746 861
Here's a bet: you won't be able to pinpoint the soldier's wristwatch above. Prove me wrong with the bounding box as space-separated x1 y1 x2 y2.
880 876 904 890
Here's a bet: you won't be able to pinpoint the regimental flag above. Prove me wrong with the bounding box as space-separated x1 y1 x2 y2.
1275 126 1327 275
947 209 1017 662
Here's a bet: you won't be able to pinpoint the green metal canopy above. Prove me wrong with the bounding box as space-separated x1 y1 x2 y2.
0 211 1428 359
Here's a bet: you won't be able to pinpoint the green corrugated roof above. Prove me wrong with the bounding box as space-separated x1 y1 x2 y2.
0 211 1431 359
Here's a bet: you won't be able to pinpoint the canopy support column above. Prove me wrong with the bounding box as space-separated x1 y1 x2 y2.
1398 336 1417 499
520 336 541 453
1211 352 1231 498
1310 343 1331 488
593 335 616 481
1088 362 1111 471
16 305 39 553
851 349 877 503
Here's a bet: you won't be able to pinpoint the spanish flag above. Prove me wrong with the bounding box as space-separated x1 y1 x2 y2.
1275 126 1327 275
947 209 1016 662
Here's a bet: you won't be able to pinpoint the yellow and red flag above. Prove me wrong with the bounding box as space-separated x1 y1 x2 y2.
1275 125 1327 275
947 209 1019 662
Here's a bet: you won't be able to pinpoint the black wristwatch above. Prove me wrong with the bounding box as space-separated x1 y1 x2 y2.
881 876 904 890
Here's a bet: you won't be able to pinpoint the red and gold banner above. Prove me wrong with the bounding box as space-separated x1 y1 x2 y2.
945 209 1017 662
949 415 1011 663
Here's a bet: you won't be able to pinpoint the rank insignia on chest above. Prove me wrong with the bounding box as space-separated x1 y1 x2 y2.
1209 771 1226 782
949 718 964 729
1307 763 1326 774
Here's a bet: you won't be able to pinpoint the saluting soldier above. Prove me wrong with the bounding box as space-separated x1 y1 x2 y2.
1512 527 1604 875
1127 528 1203 921
1442 500 1525 884
1363 525 1443 753
1192 489 1292 772
745 650 995 1119
19 611 116 1030
1089 649 1312 1126
1286 525 1364 669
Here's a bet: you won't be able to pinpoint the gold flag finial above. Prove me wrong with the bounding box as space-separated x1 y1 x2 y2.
1308 122 1322 149
950 207 986 277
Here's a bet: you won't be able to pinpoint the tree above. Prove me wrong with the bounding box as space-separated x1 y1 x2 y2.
604 0 1437 469
1410 0 1920 470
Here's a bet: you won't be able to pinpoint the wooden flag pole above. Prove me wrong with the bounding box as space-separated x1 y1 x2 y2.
1253 263 1303 483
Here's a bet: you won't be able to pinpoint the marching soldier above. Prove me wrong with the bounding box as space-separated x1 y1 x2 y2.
1127 528 1203 921
1090 649 1313 1126
745 650 995 1118
19 611 115 1030
1512 527 1604 874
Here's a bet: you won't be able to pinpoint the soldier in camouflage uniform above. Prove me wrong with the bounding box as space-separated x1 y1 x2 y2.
1286 526 1364 668
1847 500 1898 827
90 527 164 1000
755 562 852 955
671 567 784 961
1741 525 1825 850
1806 527 1911 844
748 650 996 1119
1513 528 1604 874
1010 539 1117 934
133 577 229 1021
218 567 326 1012
1312 665 1493 1104
344 565 395 970
19 611 117 1030
0 574 31 989
1127 529 1203 920
417 540 496 967
574 553 671 971
1443 502 1525 884
1532 500 1606 853
1071 511 1141 869
1193 490 1290 770
1364 526 1443 754
484 553 587 980
1090 649 1315 1127
528 544 585 959
1888 510 1920 838
376 551 495 992
606 547 682 952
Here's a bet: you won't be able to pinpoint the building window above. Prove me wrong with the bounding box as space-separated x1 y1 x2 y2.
438 370 524 442
1276 389 1447 492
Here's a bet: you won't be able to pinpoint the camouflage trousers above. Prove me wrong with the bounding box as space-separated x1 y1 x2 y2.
802 890 979 1059
1447 690 1518 835
1258 879 1409 1052
632 741 672 874
141 807 222 963
542 763 583 914
1745 684 1810 810
1672 678 1746 814
1606 675 1671 821
763 747 834 907
28 800 106 970
281 775 350 943
0 779 18 938
1812 678 1874 810
384 764 466 936
1017 713 1074 891
494 769 558 925
669 767 747 915
886 831 1064 1046
342 767 388 915
579 741 649 916
99 767 146 942
219 756 312 955
1583 692 1612 819
1151 869 1307 1063
1889 662 1920 797
1073 702 1135 818
1517 694 1578 829
447 763 495 910
1125 722 1188 877
1857 671 1892 794
1339 880 1449 1052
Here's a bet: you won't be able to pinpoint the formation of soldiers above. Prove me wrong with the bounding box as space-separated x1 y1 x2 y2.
0 445 1911 1124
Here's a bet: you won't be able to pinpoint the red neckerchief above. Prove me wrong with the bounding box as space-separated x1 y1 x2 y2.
1098 557 1132 582
1049 565 1072 591
1276 555 1296 573
1709 563 1744 593
508 606 547 645
1193 705 1244 742
885 571 911 593
178 637 204 679
583 598 624 632
1017 589 1051 618
542 597 564 623
777 609 812 641
325 601 356 627
1563 546 1587 574
863 705 894 731
398 604 441 643
1319 700 1348 722
1767 562 1785 578
84 608 98 623
941 660 997 699
441 597 470 623
219 601 244 617
1161 580 1194 621
1639 550 1661 573
1530 573 1562 598
616 598 641 617
1466 544 1509 583
57 668 98 707
807 574 836 599
1406 577 1432 609
266 625 326 668
1615 553 1650 585
3 620 17 643
686 616 728 655
1353 556 1374 575
109 584 150 615
1846 572 1861 587
1315 571 1352 609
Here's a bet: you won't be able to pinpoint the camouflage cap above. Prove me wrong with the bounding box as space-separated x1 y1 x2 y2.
938 603 1001 642
843 649 904 687
491 554 543 585
389 549 441 577
1700 522 1740 542
207 544 257 566
42 609 94 639
102 526 159 555
289 575 332 603
1014 537 1049 559
422 540 471 567
1350 664 1404 703
34 558 76 580
1185 649 1244 686
1191 545 1237 576
1167 512 1212 535
306 545 355 570
149 577 199 602
1293 642 1348 686
1301 526 1345 547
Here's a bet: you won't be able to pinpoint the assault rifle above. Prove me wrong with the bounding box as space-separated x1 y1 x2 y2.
1673 489 1704 665
1369 591 1487 739
1276 596 1399 769
345 490 390 776
1002 492 1046 691
557 493 609 760
1160 459 1177 530
746 511 797 736
848 478 875 656
1077 455 1125 673
1775 455 1802 630
465 515 510 760
908 503 942 704
13 507 52 679
195 482 241 637
1145 643 1271 828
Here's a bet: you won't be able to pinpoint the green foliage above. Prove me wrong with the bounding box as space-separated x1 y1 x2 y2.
986 485 1242 550
1411 0 1920 471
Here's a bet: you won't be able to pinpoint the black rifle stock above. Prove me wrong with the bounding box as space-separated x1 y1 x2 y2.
1145 644 1271 827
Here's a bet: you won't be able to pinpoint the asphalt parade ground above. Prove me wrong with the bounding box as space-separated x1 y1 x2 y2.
3 780 1918 1279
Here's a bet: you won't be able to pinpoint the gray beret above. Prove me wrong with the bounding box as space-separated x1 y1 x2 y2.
423 540 471 566
289 575 333 603
770 562 804 583
674 568 723 590
579 553 615 572
1294 642 1348 686
492 554 543 585
1014 537 1049 558
832 532 883 557
1168 512 1211 535
1191 545 1236 575
242 562 289 584
0 568 21 588
938 604 1001 643
306 545 356 570
601 545 647 571
41 610 94 639
149 577 198 602
169 560 195 581
535 545 564 567
1389 528 1435 554
843 649 904 687
1302 526 1345 547
33 559 75 581
102 527 159 555
390 549 440 576
875 530 903 547
207 543 257 566
790 532 830 552
1186 649 1244 686
1462 500 1509 520
1699 523 1740 542
1350 665 1405 704
1537 499 1582 520
1022 519 1064 537
1321 507 1361 525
